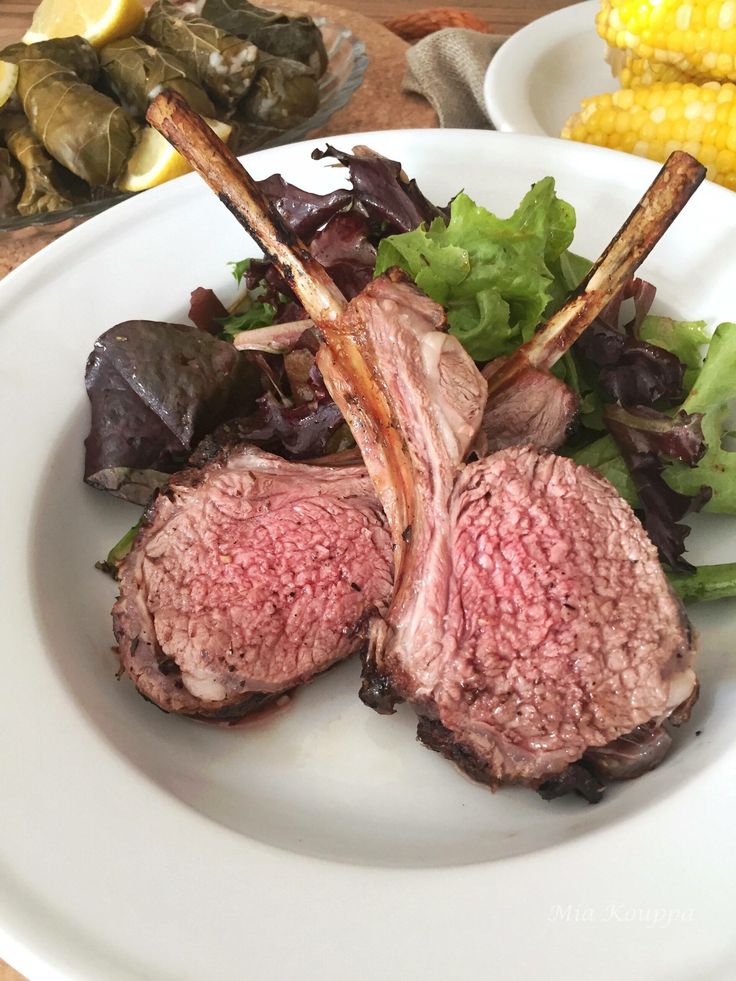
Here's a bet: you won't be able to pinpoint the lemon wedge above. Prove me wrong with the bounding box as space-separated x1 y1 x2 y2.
117 118 233 193
23 0 146 48
0 60 18 109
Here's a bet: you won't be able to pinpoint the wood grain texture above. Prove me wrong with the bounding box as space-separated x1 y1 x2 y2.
0 2 574 42
0 1 573 978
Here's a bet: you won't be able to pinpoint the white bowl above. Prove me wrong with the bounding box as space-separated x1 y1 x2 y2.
484 1 617 136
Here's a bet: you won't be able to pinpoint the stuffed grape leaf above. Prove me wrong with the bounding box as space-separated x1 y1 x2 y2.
0 36 100 86
3 38 137 187
100 36 216 118
0 147 20 218
202 0 327 76
237 54 318 131
0 112 75 215
145 0 259 110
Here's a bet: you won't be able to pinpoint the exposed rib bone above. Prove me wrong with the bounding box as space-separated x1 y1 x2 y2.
147 90 415 566
146 90 346 326
486 151 705 403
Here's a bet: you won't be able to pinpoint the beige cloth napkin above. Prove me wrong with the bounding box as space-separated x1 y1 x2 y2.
403 29 507 129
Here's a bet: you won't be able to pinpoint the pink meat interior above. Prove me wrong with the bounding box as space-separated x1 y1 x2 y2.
142 468 393 697
447 447 690 769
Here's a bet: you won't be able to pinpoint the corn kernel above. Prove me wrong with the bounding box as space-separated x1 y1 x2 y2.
720 2 736 30
716 147 736 170
561 78 736 192
676 5 693 31
687 119 706 140
596 0 736 82
698 144 719 163
621 132 639 151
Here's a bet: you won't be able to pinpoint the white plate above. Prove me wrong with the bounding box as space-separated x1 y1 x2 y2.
485 1 617 136
1 130 735 981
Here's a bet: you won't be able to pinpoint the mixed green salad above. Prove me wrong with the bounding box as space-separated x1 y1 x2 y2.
84 145 736 600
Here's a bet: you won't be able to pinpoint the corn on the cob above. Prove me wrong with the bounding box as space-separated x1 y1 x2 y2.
561 81 736 191
597 0 736 83
614 50 704 87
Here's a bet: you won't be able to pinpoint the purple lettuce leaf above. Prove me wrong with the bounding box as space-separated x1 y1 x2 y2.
212 145 445 325
256 173 352 240
188 286 230 334
604 404 707 465
311 144 446 234
575 278 709 570
240 202 378 317
191 392 348 464
603 404 711 571
575 278 684 406
309 211 377 299
599 276 657 336
622 453 709 572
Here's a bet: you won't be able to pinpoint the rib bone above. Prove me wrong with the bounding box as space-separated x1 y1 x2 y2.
147 90 415 566
146 90 346 326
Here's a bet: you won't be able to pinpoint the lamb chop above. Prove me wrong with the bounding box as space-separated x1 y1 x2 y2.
113 444 392 719
147 91 703 796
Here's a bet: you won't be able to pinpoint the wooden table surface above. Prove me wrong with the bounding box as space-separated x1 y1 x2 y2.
0 1 572 42
0 1 571 979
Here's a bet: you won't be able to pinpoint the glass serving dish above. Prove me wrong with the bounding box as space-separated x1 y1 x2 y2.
0 19 367 257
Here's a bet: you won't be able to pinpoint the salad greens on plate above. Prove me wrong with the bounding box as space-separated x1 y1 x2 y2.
84 145 736 598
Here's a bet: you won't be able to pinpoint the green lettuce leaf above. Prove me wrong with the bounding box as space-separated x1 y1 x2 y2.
576 322 736 514
229 257 252 285
681 321 736 413
638 315 708 392
665 322 736 512
545 249 592 315
374 178 577 361
219 301 276 341
574 432 637 503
